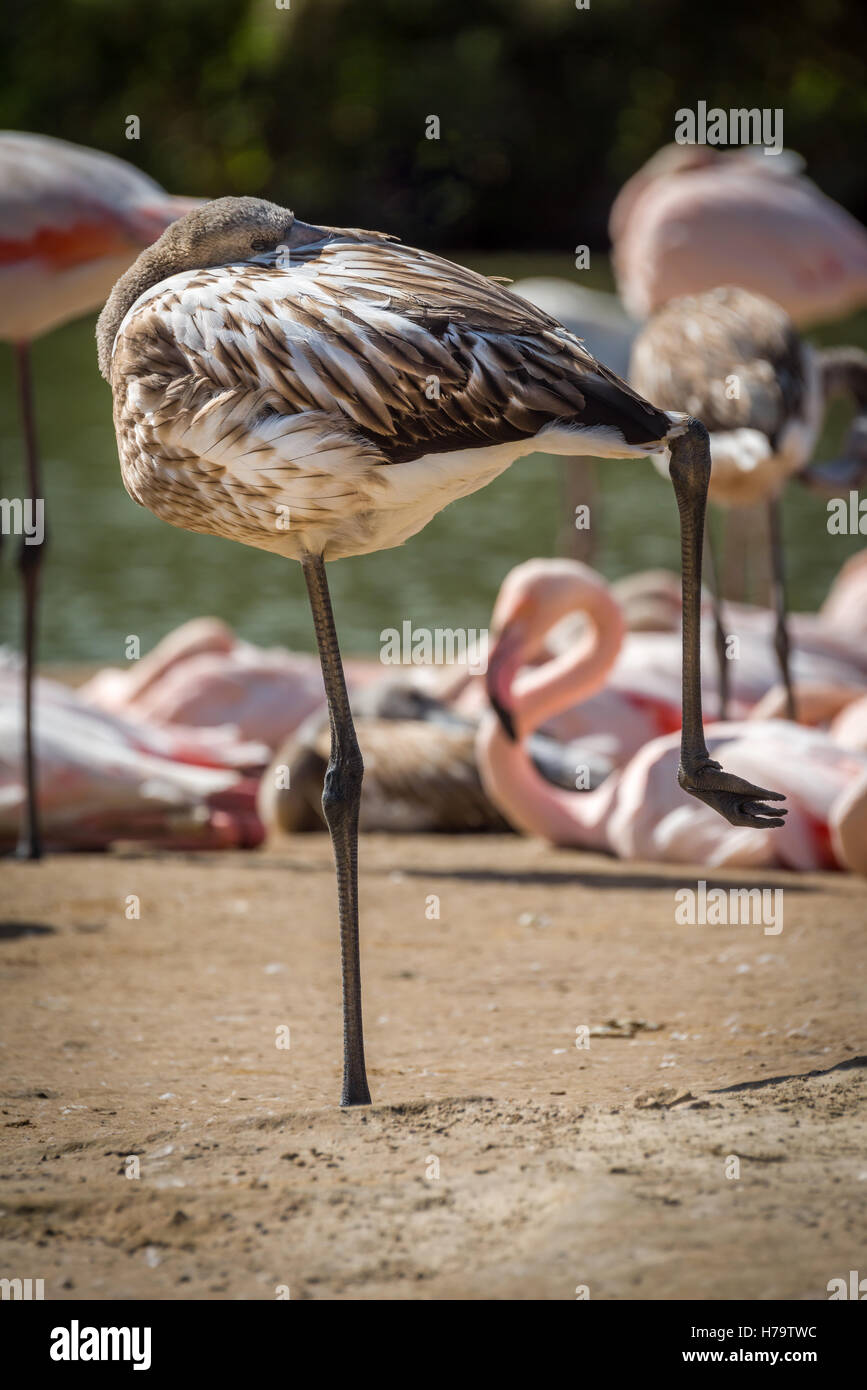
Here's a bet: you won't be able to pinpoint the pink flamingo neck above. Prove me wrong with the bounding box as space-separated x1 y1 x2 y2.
512 579 625 739
477 569 626 847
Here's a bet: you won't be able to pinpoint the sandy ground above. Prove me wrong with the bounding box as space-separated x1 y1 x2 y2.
0 834 864 1301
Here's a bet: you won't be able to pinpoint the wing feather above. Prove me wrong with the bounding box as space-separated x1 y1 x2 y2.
113 229 673 471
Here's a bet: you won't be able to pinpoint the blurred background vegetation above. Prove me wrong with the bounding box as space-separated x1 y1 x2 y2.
0 0 865 663
4 0 866 247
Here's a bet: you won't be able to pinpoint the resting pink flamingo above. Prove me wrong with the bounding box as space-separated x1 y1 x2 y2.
80 551 867 826
96 196 785 1106
613 550 867 655
0 130 200 859
819 550 867 640
610 144 867 327
0 656 265 853
479 559 867 873
80 616 336 748
470 553 867 765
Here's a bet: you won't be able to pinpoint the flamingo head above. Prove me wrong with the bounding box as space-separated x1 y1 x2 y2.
98 196 311 379
150 196 298 265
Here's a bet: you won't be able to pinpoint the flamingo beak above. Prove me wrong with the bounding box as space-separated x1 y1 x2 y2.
485 623 526 741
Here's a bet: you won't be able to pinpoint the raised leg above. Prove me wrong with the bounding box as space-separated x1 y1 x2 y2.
668 420 786 829
703 515 730 720
302 553 371 1107
14 343 44 861
767 495 796 722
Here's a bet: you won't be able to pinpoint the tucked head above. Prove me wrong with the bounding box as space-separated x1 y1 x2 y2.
96 196 296 380
150 196 296 266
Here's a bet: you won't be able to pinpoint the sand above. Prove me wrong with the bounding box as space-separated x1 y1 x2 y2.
0 834 864 1301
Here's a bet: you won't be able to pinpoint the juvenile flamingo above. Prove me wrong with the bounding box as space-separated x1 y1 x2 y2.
630 286 867 718
0 130 199 858
610 144 867 326
480 559 866 873
96 196 785 1106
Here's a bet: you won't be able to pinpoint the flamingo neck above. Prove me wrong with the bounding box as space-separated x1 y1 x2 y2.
512 582 625 738
476 574 626 847
476 717 617 848
96 238 194 380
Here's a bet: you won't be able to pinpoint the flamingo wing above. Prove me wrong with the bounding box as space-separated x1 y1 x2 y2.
111 227 676 464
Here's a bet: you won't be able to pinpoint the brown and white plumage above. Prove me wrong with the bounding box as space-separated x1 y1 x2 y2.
630 286 833 720
630 286 821 508
101 200 681 562
97 199 785 1106
260 711 509 836
258 676 609 837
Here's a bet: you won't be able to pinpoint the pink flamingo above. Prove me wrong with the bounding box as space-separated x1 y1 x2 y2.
819 550 867 640
830 694 867 754
80 617 327 748
0 656 266 853
612 550 867 657
610 144 867 327
80 615 385 748
0 131 200 858
478 559 867 873
472 556 867 767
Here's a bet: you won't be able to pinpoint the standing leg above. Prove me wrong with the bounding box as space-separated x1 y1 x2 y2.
302 554 371 1107
703 513 730 720
767 495 796 722
668 419 786 828
15 343 44 861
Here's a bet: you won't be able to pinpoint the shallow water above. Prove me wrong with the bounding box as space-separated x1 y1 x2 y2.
0 255 863 666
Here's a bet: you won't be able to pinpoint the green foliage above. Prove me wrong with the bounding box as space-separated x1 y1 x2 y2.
2 0 864 249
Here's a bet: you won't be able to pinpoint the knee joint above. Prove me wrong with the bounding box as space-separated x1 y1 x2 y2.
322 747 363 823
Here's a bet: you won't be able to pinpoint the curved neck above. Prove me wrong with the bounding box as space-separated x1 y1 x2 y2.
476 716 617 848
476 572 626 846
97 237 191 380
512 581 625 739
